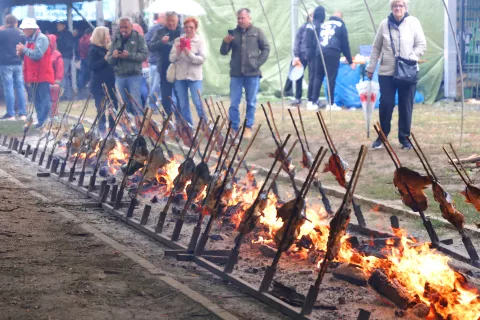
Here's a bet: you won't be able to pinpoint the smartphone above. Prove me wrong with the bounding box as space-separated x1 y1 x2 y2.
227 29 234 36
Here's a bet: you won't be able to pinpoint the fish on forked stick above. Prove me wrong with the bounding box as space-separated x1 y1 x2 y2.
288 108 333 214
259 145 328 293
155 118 205 233
373 124 439 244
444 144 480 212
262 104 299 196
301 145 368 315
407 134 465 233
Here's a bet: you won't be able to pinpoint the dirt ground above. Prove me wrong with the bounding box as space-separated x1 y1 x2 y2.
0 169 222 320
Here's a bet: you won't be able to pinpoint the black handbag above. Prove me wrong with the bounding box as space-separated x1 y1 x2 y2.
388 24 418 85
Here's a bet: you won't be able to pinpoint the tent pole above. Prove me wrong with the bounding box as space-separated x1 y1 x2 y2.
291 0 299 54
96 0 105 27
258 0 285 121
441 0 465 147
72 5 95 29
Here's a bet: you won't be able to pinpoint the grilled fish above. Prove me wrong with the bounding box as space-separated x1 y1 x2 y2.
393 167 431 212
323 154 348 187
461 184 480 212
432 182 465 232
274 198 306 252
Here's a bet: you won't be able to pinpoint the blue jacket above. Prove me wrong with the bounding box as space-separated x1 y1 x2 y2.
318 16 353 64
145 23 164 65
0 26 26 65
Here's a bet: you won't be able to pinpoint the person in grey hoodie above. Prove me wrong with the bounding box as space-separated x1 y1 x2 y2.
367 0 426 150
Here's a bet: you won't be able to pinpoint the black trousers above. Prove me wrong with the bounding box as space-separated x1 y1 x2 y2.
311 51 340 104
378 75 416 143
283 57 308 100
307 58 316 102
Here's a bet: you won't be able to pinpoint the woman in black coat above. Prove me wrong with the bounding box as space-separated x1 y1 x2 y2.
88 26 118 134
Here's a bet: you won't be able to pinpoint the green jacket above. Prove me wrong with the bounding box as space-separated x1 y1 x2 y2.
107 30 148 77
220 24 270 77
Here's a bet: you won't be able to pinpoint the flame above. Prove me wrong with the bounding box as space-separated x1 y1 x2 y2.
107 141 128 174
155 158 181 195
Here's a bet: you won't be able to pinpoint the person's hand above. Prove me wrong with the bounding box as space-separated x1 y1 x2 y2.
223 35 234 43
119 50 129 59
112 50 119 58
350 63 357 70
16 43 25 53
162 36 170 44
183 46 190 54
366 71 373 80
292 57 302 67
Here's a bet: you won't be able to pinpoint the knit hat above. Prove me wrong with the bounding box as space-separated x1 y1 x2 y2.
313 6 326 24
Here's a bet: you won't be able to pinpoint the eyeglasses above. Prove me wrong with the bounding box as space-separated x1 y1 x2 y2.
392 4 405 8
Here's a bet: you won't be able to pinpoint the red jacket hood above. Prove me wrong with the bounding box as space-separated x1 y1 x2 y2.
47 34 58 51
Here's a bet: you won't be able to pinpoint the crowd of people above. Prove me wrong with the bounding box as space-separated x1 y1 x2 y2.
0 0 425 148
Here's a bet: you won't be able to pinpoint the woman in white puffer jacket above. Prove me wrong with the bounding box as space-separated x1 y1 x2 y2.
366 0 426 150
169 17 206 126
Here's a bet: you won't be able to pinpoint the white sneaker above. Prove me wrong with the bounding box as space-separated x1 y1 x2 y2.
306 102 318 111
18 115 27 121
325 104 342 111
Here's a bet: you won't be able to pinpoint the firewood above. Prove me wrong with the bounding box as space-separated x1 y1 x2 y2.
368 270 413 310
332 264 368 286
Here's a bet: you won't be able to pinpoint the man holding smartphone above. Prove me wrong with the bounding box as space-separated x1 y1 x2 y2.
220 8 270 138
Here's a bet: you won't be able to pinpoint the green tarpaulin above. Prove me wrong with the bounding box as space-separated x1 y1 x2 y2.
195 0 444 104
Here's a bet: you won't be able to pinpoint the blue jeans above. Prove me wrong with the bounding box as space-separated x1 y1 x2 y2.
0 65 27 116
93 85 118 132
229 76 260 131
116 75 143 116
77 59 90 90
149 65 161 108
29 82 51 126
174 80 205 126
141 76 149 107
61 58 73 99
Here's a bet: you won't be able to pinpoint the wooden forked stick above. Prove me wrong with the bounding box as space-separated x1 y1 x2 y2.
297 105 311 152
449 143 473 184
203 97 216 122
232 125 262 180
219 101 228 119
205 118 226 163
409 133 438 181
267 102 282 143
219 126 243 172
266 139 299 193
215 101 226 119
288 108 306 154
373 122 401 168
316 111 337 154
443 147 471 187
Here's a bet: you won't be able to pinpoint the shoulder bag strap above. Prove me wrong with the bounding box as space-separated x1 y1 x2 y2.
388 23 401 58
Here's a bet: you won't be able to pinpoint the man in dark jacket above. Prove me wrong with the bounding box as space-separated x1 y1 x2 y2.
0 14 27 120
56 22 74 99
107 17 148 115
77 28 92 94
145 13 165 110
283 11 313 105
148 12 181 116
308 11 356 110
220 8 270 137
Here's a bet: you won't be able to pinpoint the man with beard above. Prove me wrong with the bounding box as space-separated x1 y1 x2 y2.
107 17 148 115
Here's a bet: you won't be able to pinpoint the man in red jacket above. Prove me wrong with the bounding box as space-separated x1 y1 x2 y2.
16 18 54 128
47 34 64 116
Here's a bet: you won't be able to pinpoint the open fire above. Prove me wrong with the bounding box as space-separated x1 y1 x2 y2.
22 98 479 320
